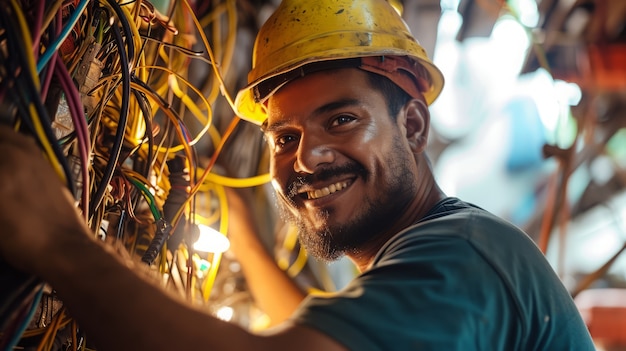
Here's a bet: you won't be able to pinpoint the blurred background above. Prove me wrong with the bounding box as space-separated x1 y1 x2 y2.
0 0 625 350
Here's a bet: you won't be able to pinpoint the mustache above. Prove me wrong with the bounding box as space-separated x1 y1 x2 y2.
286 163 367 198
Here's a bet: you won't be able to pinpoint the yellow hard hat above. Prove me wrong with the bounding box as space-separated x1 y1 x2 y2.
234 0 445 125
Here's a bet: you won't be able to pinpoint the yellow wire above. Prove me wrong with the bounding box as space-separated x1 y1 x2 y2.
286 244 308 278
199 0 237 104
194 185 221 225
201 183 229 302
180 0 236 111
29 104 68 184
129 81 195 163
113 0 143 69
134 64 217 148
199 1 229 28
37 308 71 351
276 225 308 278
10 0 66 183
10 0 39 90
195 206 221 226
40 0 64 40
198 172 271 189
170 115 240 227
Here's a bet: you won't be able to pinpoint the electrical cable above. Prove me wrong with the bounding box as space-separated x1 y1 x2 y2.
171 115 240 228
2 0 266 345
180 0 236 111
1 1 75 195
199 172 271 189
128 177 163 221
37 0 90 73
128 79 195 165
39 0 64 44
54 53 91 218
0 285 44 350
31 0 45 58
89 15 132 219
200 183 229 302
131 88 155 179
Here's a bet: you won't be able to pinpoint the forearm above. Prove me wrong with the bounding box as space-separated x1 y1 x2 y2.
40 224 258 351
233 233 306 325
225 188 307 324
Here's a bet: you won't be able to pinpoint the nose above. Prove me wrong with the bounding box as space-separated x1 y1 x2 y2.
293 135 335 174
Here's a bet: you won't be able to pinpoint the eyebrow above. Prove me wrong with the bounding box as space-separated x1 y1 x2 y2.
263 98 361 134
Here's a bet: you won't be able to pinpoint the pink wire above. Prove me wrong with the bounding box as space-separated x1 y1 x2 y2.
54 54 91 220
31 0 45 59
40 9 62 105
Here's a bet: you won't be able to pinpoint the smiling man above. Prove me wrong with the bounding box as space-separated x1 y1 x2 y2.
262 67 439 268
0 0 595 350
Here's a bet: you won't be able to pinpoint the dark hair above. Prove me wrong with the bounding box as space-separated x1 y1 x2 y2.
365 72 412 119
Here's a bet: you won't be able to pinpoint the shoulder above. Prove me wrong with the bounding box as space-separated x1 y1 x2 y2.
374 197 529 263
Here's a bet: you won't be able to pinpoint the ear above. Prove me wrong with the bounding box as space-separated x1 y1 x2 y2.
399 98 430 153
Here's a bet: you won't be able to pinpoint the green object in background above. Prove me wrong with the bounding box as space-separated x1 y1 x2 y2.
151 0 170 14
607 128 626 168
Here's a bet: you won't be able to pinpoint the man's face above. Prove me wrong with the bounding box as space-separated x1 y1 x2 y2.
263 68 417 262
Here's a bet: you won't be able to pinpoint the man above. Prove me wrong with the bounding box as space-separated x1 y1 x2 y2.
0 0 594 350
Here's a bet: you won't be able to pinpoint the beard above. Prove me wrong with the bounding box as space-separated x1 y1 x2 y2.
276 139 416 262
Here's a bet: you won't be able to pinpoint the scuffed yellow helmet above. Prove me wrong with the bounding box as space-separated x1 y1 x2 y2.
234 0 445 125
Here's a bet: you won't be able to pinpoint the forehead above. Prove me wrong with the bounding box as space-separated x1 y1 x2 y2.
263 68 377 129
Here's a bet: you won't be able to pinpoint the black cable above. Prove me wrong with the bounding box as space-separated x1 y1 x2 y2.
89 18 131 219
131 88 154 179
106 0 135 70
141 219 172 265
0 5 76 196
0 5 46 345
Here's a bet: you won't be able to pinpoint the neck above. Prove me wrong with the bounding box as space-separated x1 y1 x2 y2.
348 153 446 272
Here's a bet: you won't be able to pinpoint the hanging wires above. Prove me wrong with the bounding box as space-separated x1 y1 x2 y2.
199 0 237 104
89 0 134 218
200 182 230 302
180 0 236 111
37 0 91 74
1 0 75 195
134 64 220 152
0 286 45 351
54 55 91 218
3 0 272 341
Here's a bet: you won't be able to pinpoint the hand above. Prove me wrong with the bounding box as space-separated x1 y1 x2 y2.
0 126 85 275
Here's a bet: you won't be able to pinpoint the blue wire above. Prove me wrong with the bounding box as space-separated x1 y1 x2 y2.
3 284 45 350
36 0 90 74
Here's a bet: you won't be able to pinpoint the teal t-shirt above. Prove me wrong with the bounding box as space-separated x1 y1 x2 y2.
292 198 595 350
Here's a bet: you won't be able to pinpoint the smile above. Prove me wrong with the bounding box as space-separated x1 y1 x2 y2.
307 181 349 200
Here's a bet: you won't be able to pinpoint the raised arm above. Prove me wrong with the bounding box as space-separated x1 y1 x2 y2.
225 187 307 325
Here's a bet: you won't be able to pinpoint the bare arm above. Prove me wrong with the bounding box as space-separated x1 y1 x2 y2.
0 127 345 351
225 188 307 325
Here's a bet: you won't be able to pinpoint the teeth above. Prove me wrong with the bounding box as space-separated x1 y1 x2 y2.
307 181 349 199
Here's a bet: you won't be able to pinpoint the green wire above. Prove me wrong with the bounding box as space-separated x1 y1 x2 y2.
128 177 162 220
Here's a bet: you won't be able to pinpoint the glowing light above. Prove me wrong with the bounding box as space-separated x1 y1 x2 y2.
490 16 531 76
216 306 234 322
193 224 230 253
509 0 540 28
554 80 582 106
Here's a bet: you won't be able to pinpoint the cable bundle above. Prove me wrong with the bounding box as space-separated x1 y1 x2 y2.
0 0 272 349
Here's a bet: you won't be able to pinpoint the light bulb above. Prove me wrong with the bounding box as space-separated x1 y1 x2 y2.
193 224 230 253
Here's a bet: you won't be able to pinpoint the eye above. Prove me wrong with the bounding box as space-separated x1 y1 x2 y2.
274 134 298 150
329 114 356 128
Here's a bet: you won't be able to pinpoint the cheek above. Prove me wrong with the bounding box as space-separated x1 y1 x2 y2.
353 129 396 164
270 158 290 192
269 161 280 185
